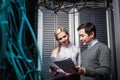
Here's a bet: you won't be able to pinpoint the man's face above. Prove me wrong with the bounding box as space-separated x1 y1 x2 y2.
57 32 69 46
78 29 94 46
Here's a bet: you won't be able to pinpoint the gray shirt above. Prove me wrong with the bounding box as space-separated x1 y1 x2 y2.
81 41 111 80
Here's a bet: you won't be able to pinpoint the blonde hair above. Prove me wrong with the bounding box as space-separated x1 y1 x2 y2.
54 27 69 59
54 27 69 40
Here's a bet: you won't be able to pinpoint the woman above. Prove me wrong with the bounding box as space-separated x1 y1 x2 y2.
49 27 81 80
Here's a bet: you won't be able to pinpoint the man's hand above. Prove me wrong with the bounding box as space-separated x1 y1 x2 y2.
75 66 85 74
65 73 73 76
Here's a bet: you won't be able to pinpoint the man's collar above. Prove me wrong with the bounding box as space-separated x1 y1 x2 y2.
88 39 98 49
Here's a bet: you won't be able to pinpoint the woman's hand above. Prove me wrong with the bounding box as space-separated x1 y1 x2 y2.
49 66 58 76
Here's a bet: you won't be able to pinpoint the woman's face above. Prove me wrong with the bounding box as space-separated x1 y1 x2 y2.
57 31 69 46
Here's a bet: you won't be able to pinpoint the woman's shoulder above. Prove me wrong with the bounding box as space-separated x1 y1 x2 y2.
70 43 80 53
51 47 59 57
71 44 80 50
52 47 59 53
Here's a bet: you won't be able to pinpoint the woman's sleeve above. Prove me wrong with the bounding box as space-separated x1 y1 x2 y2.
76 47 81 66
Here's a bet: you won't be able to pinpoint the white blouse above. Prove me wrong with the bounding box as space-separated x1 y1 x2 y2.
51 43 81 67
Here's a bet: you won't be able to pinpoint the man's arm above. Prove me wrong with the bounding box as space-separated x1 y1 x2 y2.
76 45 111 78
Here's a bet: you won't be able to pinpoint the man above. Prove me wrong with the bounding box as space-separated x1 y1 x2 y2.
75 22 111 80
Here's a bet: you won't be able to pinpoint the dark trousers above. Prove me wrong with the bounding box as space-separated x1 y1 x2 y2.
54 74 80 80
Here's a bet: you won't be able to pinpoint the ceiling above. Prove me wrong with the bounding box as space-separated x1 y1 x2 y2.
37 0 112 13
